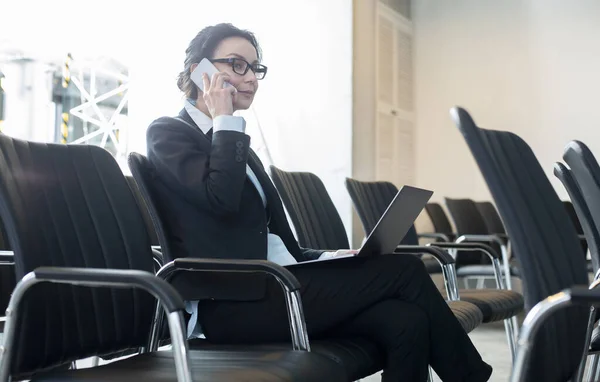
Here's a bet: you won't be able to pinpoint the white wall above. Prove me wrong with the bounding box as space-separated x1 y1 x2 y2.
413 0 600 204
2 0 355 240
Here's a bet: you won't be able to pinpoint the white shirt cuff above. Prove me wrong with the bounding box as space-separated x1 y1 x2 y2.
319 251 337 259
213 115 246 133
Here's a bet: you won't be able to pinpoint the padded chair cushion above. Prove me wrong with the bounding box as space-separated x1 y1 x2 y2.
188 338 383 381
448 300 483 333
32 349 346 382
457 289 524 323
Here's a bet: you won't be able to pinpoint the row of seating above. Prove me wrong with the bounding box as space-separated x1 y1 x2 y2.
0 104 599 381
0 134 519 381
424 199 590 283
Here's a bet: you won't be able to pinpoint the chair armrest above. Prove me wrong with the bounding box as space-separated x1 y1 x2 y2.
394 245 455 264
0 251 14 264
170 258 301 291
0 267 192 382
152 258 309 352
151 248 164 272
428 242 506 289
429 242 500 259
394 246 459 301
33 267 183 312
511 286 591 382
457 234 507 246
417 233 451 242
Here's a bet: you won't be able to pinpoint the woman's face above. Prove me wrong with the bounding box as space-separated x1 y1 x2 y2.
211 37 260 111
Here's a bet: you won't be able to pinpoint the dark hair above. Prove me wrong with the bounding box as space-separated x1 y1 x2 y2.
177 23 262 100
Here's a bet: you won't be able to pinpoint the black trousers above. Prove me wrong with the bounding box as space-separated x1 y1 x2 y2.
198 254 492 382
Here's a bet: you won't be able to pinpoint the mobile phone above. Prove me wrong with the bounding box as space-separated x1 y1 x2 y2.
190 58 233 92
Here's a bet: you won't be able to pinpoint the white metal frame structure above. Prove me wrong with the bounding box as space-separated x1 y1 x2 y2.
65 54 130 160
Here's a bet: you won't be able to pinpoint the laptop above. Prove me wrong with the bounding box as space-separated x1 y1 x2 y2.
289 185 433 266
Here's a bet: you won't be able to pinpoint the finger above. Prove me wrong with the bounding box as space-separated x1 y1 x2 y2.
226 84 237 95
214 72 225 89
202 73 210 93
210 72 221 90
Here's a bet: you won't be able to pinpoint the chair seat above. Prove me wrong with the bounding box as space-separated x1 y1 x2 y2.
33 349 347 382
457 289 524 322
456 264 520 278
188 337 383 381
448 300 483 333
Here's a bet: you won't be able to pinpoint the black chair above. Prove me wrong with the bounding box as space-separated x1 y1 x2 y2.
562 141 600 380
554 165 597 273
268 165 484 335
128 153 368 381
126 175 160 248
563 201 589 253
445 198 519 290
344 178 523 357
424 203 456 241
0 135 345 382
451 106 590 382
476 201 506 234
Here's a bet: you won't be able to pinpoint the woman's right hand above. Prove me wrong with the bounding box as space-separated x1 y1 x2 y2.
201 72 237 118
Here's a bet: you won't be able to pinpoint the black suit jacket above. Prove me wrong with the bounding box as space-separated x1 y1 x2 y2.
146 108 324 267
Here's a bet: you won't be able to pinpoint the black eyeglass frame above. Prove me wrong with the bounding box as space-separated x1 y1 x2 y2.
210 58 268 79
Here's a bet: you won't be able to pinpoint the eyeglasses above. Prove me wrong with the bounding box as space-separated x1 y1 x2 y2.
211 58 268 80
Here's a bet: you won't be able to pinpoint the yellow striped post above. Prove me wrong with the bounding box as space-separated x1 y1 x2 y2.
61 53 73 144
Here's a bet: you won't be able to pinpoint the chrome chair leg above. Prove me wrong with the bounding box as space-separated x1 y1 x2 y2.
510 315 520 341
427 366 433 382
476 277 485 289
504 317 517 361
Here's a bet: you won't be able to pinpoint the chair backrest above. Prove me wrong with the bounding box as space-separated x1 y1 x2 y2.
269 166 349 250
126 175 160 246
0 137 155 378
444 198 492 265
128 153 175 262
563 201 584 237
452 107 588 381
562 141 600 271
424 202 454 235
344 178 418 245
475 201 506 234
554 164 596 269
444 198 489 235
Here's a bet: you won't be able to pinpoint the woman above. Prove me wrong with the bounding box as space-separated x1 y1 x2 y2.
146 23 492 382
